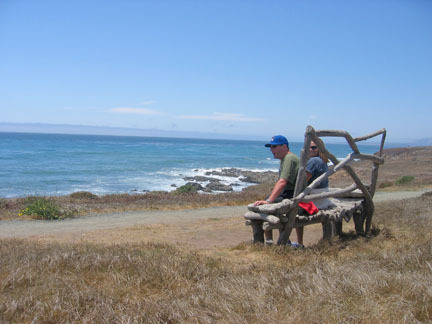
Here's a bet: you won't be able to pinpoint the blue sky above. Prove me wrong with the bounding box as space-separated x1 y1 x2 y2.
0 0 431 142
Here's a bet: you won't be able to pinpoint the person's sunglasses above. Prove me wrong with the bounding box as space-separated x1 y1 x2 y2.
270 145 281 148
310 146 318 150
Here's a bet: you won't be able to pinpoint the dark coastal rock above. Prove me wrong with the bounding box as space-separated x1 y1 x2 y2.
239 176 258 183
205 181 233 192
238 171 278 184
203 168 277 184
183 176 217 182
184 182 204 191
205 168 242 177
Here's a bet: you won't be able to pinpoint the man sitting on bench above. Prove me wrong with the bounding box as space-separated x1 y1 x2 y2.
252 135 301 245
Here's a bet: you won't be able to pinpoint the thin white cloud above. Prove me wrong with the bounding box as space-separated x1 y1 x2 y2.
177 112 263 122
309 114 318 120
110 107 162 115
138 100 156 106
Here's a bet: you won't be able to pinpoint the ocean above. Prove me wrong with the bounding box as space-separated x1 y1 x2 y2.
0 132 381 198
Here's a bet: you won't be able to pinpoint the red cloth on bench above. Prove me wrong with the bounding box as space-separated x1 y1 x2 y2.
298 202 319 215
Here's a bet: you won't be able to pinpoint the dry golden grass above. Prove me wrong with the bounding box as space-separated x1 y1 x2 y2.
1 193 431 323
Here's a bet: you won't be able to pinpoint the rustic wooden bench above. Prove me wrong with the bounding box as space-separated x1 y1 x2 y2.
244 125 387 244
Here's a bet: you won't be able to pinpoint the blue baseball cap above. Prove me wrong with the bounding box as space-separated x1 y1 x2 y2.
264 135 289 147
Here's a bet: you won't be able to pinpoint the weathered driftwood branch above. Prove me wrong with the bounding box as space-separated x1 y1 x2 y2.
378 129 387 156
353 128 386 143
359 128 386 226
369 164 380 202
355 128 387 200
351 153 384 164
314 129 360 154
301 184 359 202
263 222 284 231
307 127 375 224
247 199 295 215
246 198 363 224
259 198 363 231
294 129 311 198
244 211 288 224
294 153 355 203
343 164 374 218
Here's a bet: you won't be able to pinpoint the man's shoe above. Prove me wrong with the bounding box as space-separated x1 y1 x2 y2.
265 239 273 245
290 242 305 249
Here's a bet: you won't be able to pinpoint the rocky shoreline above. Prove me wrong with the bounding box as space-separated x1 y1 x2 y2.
177 168 278 193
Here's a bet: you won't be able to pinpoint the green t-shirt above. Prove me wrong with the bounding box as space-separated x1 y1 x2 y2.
279 152 300 191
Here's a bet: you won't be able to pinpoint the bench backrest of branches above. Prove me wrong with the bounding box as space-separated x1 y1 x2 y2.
245 125 387 245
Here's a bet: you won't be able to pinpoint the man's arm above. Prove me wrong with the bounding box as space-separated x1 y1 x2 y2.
267 178 287 202
253 178 287 206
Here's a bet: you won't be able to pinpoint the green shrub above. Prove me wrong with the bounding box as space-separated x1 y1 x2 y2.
18 197 73 220
379 181 393 189
175 183 199 194
395 175 414 186
69 191 98 199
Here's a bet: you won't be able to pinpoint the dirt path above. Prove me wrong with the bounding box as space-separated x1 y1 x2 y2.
1 206 246 238
1 189 430 250
372 189 431 202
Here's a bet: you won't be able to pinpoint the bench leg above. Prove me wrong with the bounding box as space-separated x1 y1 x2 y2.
353 209 366 236
251 220 264 243
365 210 373 234
322 221 336 240
335 221 343 237
322 221 343 240
277 226 293 245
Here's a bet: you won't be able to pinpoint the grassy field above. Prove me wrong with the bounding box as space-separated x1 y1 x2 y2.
1 192 431 323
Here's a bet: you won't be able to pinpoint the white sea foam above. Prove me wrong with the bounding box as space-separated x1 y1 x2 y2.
162 166 279 193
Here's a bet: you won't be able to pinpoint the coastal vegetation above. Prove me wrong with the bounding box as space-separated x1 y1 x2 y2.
378 175 415 189
395 175 415 186
0 183 273 221
18 197 78 220
1 192 431 323
174 182 201 193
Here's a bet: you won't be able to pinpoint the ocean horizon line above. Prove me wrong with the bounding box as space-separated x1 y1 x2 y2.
0 127 406 147
0 121 418 145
